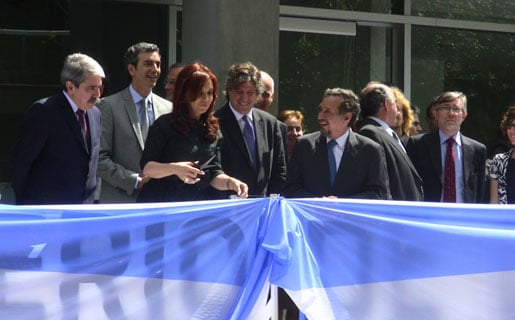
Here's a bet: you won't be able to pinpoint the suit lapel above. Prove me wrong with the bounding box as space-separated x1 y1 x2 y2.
461 134 473 187
337 132 357 179
152 94 172 119
315 134 332 186
398 139 422 181
59 93 89 154
427 132 443 184
121 88 145 150
252 110 265 171
221 104 254 166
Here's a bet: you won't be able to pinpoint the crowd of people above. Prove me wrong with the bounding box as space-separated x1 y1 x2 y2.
8 41 515 320
9 41 515 206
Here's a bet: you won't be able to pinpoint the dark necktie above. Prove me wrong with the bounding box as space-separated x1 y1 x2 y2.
327 140 337 186
242 115 258 169
443 138 456 202
76 109 88 146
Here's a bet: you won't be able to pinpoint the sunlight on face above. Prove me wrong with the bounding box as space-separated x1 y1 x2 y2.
130 51 161 90
285 116 304 143
190 79 214 120
435 99 466 136
69 73 103 110
317 95 348 139
228 82 257 115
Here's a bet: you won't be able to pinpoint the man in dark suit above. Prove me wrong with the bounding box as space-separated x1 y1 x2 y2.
284 88 390 199
215 62 286 197
10 53 105 204
407 91 486 203
356 82 424 201
97 42 172 203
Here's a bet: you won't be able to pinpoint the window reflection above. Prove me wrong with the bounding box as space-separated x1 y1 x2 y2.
279 26 392 131
279 0 403 13
411 0 515 24
411 26 515 145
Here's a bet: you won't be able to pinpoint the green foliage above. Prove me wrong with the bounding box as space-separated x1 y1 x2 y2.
412 26 515 150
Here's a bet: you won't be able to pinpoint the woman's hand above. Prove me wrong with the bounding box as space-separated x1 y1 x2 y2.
227 178 249 198
174 162 205 184
142 161 204 184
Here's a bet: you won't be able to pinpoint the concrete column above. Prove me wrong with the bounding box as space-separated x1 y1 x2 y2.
182 0 279 112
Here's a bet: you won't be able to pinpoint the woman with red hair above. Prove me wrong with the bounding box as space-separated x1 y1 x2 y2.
137 63 248 202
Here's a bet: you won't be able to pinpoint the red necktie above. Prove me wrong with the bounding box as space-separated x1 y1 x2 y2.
76 109 88 145
443 138 456 202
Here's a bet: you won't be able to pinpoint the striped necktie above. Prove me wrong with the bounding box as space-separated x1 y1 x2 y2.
443 138 456 202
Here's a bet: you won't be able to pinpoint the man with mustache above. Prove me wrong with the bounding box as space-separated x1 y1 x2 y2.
10 53 105 204
407 91 487 203
284 88 390 199
97 42 172 203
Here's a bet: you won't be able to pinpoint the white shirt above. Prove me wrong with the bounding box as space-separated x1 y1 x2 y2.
228 103 255 133
327 130 349 170
368 116 406 152
129 85 152 125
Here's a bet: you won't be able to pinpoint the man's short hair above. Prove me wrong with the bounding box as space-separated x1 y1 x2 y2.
61 53 105 88
123 42 160 67
324 88 360 126
359 82 393 118
432 91 467 114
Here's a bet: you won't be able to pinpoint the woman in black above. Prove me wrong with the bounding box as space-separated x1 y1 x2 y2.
137 63 248 202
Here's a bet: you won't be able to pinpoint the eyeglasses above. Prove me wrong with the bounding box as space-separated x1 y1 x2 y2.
438 105 463 114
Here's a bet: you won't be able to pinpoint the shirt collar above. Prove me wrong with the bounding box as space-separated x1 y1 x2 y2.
368 116 391 131
229 102 254 122
327 129 350 149
63 90 80 113
129 84 152 105
438 130 462 146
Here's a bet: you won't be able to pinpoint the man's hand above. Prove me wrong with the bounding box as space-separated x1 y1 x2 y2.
137 175 151 189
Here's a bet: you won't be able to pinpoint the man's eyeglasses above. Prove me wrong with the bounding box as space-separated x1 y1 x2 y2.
438 105 463 114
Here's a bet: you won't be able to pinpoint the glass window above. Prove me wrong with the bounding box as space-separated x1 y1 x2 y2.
0 1 71 184
279 26 392 132
0 0 171 185
1 0 70 30
411 26 515 153
411 0 515 24
280 0 404 14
